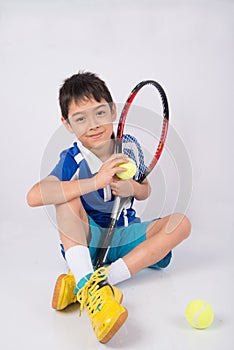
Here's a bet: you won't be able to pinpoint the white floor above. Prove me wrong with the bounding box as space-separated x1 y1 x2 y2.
1 214 233 350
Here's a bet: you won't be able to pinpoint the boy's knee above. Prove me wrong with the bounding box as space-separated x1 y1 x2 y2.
179 214 191 240
55 197 85 219
167 213 191 239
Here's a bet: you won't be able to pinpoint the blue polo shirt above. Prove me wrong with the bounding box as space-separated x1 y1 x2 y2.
49 134 146 228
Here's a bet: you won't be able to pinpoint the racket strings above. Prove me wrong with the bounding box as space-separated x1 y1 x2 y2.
122 134 147 181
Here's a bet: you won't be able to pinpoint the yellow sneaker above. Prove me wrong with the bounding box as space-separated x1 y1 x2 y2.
52 271 77 310
76 267 128 343
52 270 123 311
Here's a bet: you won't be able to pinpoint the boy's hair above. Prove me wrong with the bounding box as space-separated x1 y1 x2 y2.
59 71 113 121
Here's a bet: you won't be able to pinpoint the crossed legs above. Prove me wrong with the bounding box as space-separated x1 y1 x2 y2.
55 197 191 276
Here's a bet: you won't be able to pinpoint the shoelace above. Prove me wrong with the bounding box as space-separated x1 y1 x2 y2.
77 267 109 316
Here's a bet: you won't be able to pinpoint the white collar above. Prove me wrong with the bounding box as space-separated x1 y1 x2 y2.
76 140 103 174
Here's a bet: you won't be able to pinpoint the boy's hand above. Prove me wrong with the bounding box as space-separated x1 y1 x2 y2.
110 177 135 198
95 154 129 189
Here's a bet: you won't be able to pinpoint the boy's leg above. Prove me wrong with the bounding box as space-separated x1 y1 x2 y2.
55 196 90 251
52 198 124 309
52 196 92 310
122 213 191 276
52 197 128 343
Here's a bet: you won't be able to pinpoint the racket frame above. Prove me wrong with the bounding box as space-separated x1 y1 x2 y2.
94 80 169 268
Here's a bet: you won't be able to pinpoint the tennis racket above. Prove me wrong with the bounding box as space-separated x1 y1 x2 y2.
94 80 169 268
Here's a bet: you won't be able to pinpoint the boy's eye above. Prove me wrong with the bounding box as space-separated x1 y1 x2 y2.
96 110 106 117
75 116 86 123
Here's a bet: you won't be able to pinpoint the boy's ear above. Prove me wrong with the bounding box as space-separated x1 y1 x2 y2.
111 103 117 121
61 117 74 134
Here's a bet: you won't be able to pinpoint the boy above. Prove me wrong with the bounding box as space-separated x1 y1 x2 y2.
27 71 191 343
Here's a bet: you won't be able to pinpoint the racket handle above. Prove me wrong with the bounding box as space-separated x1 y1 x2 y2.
94 197 129 268
111 196 121 218
94 218 116 268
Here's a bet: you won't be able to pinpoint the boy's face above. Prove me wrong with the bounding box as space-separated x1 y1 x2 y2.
62 97 116 151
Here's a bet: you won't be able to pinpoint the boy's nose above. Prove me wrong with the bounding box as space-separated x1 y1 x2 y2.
88 116 100 130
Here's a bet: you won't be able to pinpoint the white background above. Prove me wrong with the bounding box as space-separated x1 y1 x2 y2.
0 1 233 349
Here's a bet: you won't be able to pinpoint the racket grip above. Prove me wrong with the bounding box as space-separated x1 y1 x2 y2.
94 219 116 268
94 248 108 269
94 197 127 268
111 196 121 218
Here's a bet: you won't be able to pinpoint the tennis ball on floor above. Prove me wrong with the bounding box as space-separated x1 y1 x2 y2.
116 159 137 180
185 299 214 329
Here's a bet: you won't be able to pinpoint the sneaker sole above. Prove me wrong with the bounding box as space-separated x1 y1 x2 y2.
52 274 76 310
99 309 128 344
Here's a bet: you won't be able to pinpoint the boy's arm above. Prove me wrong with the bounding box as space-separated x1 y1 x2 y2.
27 154 129 207
131 178 151 200
110 177 151 201
26 175 98 207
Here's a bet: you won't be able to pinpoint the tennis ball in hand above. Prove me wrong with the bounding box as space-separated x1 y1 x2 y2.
185 299 214 329
116 159 137 180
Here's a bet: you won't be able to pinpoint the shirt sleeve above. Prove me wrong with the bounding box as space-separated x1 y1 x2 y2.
49 144 81 181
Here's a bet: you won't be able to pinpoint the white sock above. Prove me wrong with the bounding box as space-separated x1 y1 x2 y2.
107 258 131 285
65 245 94 284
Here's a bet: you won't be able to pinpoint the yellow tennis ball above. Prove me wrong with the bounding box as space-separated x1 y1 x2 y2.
185 300 214 329
116 159 137 180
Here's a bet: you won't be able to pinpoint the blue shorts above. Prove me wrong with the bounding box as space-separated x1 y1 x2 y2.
61 216 172 269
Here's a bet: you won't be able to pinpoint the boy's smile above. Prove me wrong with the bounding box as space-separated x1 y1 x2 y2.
62 97 116 159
